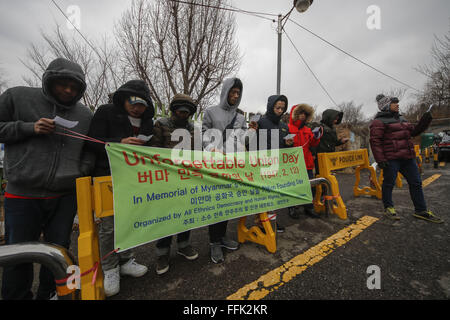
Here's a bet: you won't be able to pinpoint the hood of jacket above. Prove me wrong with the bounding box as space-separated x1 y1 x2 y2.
321 109 343 127
42 57 87 109
265 95 288 124
289 103 314 129
218 78 243 111
112 80 155 119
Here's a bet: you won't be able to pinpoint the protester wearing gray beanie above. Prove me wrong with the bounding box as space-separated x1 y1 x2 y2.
376 94 393 112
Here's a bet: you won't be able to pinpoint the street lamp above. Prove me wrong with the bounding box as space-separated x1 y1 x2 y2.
276 0 314 94
294 0 314 13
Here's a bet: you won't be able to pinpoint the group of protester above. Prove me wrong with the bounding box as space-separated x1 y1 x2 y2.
0 57 442 300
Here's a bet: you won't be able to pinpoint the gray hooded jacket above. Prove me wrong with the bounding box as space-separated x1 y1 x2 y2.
0 58 93 197
202 78 248 153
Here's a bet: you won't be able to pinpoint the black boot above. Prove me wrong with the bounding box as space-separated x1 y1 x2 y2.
288 207 299 219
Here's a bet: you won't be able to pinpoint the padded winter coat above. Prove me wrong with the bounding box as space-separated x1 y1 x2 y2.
369 111 432 163
288 104 320 170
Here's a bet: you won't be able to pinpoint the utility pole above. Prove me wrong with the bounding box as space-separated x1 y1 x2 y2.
276 14 283 95
275 1 314 95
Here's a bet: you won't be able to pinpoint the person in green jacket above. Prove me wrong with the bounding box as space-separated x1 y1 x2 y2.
311 109 349 174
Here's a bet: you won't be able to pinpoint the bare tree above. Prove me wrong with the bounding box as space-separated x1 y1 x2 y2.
310 105 321 123
115 0 241 119
415 27 450 107
21 25 127 111
337 101 366 126
383 87 408 101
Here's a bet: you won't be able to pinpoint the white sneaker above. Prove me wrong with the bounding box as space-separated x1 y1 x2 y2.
103 266 120 297
120 258 148 278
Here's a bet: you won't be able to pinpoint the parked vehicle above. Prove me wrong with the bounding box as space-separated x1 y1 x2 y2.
437 130 450 162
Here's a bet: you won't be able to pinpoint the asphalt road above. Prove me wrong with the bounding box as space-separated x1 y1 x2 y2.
1 161 449 301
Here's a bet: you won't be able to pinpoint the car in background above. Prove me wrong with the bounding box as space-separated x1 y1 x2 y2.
437 130 450 162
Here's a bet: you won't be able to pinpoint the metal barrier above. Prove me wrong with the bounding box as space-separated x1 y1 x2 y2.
314 149 381 220
0 242 78 300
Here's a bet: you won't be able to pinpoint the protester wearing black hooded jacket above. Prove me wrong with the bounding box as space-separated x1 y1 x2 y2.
254 95 293 233
87 79 154 297
256 95 292 150
87 80 155 177
311 109 349 174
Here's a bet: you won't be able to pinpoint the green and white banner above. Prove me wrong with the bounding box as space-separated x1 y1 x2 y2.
106 143 312 252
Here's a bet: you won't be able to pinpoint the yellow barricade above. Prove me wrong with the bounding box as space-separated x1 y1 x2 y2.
314 149 381 220
238 212 276 253
415 145 423 173
76 176 113 300
424 147 430 163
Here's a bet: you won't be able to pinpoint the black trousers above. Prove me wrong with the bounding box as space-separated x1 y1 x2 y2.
1 194 76 300
156 231 191 256
208 221 228 243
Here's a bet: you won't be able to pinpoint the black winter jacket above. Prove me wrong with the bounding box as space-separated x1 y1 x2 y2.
256 95 290 150
311 109 344 155
87 80 155 176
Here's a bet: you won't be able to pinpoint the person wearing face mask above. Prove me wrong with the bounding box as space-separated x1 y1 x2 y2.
370 94 442 223
149 93 199 275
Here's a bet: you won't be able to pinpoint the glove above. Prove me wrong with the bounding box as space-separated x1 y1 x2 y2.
312 127 322 139
378 161 389 170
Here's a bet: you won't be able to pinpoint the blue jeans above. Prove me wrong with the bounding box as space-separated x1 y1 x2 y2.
1 194 77 300
382 159 427 212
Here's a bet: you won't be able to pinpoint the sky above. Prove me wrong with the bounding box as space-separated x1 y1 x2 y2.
0 0 449 118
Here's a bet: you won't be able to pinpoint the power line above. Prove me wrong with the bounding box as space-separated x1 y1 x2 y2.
283 28 339 107
287 18 422 93
50 0 423 98
170 0 422 93
168 0 278 21
49 0 120 81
